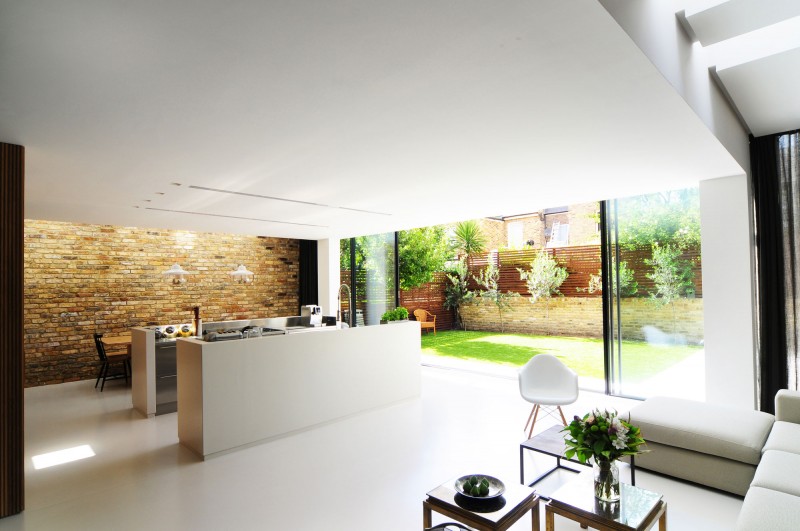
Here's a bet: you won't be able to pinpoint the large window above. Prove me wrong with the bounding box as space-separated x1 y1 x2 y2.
603 187 704 399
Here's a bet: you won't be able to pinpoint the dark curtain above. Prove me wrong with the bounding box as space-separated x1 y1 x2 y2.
298 239 318 309
751 131 800 413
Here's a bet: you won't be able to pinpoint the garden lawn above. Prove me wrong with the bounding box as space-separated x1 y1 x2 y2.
421 330 701 383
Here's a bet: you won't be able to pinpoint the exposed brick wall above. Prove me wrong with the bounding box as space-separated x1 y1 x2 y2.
477 218 506 251
460 296 703 343
567 202 601 245
24 220 299 387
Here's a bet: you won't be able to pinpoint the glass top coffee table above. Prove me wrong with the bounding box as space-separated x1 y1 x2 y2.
423 477 540 531
544 470 666 531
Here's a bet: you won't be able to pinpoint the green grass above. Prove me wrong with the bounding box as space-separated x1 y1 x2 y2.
421 330 702 383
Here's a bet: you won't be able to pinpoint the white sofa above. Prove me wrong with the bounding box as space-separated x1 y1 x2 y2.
626 390 800 530
736 390 800 530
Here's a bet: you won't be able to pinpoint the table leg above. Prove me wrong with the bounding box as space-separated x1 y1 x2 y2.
520 445 525 484
422 500 432 529
545 505 555 531
659 507 667 530
531 498 540 531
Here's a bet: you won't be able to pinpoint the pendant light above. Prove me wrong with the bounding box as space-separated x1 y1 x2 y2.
162 263 192 284
229 264 254 284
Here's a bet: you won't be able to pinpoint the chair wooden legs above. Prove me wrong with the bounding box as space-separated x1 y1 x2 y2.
557 405 568 426
96 358 130 391
525 404 540 439
95 361 107 389
524 404 569 438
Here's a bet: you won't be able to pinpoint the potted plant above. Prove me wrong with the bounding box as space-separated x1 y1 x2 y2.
380 307 409 324
563 409 647 502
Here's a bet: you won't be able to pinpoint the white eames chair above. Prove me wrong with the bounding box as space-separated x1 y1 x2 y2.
518 354 578 439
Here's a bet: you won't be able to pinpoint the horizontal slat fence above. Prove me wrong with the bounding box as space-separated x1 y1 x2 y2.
341 270 456 330
399 272 456 331
464 244 702 298
340 243 701 331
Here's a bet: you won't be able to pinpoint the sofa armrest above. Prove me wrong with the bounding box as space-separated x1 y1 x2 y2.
775 389 800 424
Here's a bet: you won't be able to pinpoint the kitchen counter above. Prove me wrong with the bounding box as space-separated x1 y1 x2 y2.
177 321 421 459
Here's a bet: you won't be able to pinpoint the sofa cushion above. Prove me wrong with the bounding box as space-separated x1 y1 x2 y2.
628 396 774 465
751 450 800 497
735 486 800 531
762 421 800 455
775 389 800 424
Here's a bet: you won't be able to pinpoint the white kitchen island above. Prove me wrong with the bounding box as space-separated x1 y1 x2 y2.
177 321 421 459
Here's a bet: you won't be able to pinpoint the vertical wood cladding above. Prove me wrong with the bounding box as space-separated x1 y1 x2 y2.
24 220 300 386
0 143 25 517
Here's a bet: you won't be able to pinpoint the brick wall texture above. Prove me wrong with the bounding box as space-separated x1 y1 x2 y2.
460 296 704 344
24 219 299 387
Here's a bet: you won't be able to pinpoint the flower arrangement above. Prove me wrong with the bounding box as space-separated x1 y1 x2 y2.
563 408 646 464
563 409 647 502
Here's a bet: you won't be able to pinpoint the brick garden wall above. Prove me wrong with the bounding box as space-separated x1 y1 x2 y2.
24 220 299 387
460 296 704 344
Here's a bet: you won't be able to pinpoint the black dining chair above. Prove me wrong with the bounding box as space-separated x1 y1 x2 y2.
93 333 130 391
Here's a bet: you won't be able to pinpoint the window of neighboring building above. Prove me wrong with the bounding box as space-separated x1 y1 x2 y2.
507 222 523 249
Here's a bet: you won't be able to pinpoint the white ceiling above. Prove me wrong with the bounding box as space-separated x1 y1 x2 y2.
0 0 744 240
683 0 800 137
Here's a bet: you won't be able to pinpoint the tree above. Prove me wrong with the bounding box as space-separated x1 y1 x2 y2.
518 250 568 324
474 262 519 333
451 220 487 268
587 261 639 297
398 226 449 290
443 258 474 330
646 243 694 332
616 188 700 251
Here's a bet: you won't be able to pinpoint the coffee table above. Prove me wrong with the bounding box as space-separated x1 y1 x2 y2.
423 477 540 531
544 470 666 531
520 425 636 489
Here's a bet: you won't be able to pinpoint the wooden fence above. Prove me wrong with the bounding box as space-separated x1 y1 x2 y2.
340 270 456 330
399 271 456 331
339 243 701 332
465 245 702 298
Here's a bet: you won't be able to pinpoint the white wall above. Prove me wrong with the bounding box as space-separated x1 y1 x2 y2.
601 0 757 407
700 176 756 408
316 238 340 317
599 0 750 169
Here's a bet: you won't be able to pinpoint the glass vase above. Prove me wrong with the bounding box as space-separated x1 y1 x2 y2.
593 459 620 502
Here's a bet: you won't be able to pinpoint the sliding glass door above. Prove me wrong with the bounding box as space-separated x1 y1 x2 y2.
340 232 399 326
603 187 705 399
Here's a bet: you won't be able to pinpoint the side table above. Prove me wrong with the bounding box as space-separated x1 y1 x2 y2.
520 425 636 489
544 471 666 531
423 478 540 531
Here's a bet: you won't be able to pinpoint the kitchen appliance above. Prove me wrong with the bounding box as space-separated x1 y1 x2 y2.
301 305 323 326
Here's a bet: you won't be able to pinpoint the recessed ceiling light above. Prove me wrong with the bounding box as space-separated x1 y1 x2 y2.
32 445 95 470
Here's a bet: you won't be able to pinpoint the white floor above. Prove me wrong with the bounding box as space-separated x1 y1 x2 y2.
6 365 741 530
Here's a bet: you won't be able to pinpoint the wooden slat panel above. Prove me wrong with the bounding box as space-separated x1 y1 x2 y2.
465 244 703 299
0 142 25 517
400 272 456 331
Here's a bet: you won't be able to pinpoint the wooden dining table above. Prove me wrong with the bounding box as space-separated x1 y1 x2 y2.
101 333 132 356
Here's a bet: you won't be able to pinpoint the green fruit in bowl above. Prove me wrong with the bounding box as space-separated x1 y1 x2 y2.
470 485 481 496
480 483 489 496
